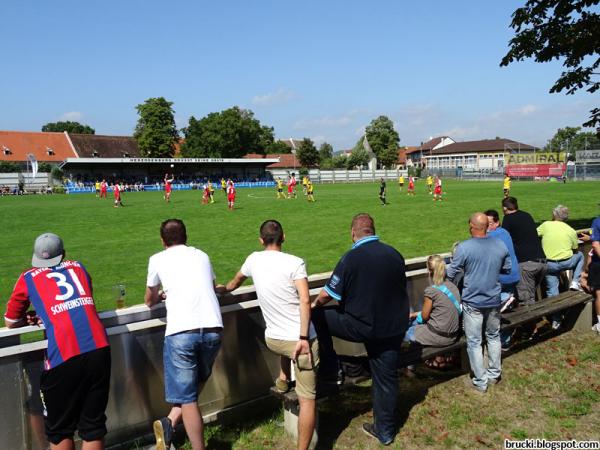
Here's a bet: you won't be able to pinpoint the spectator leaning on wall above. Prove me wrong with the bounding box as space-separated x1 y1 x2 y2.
311 213 409 446
145 219 223 450
4 233 111 450
220 220 318 450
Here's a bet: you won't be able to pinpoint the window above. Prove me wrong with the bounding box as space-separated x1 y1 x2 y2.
122 152 130 158
2 146 11 155
46 147 55 156
92 151 99 157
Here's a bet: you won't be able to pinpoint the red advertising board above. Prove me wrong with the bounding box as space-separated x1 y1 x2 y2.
506 163 565 177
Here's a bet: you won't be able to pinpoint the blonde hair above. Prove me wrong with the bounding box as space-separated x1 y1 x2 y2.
427 254 446 286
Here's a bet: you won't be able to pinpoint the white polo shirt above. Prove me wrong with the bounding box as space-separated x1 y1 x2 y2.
241 250 316 341
147 245 223 336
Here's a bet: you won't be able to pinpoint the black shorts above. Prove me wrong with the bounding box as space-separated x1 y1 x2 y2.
588 262 600 290
40 347 111 444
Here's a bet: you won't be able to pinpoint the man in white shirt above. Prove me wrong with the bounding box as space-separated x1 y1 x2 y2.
145 219 223 450
220 220 317 450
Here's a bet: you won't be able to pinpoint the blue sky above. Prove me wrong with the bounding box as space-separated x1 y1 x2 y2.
0 0 595 150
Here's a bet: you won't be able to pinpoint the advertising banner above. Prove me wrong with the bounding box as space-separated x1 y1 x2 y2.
504 152 565 165
506 163 565 177
575 150 600 163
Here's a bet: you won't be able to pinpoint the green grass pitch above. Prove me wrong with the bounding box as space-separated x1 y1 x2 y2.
1 180 598 312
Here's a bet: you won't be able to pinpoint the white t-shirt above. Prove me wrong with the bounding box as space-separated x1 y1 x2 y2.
147 245 223 336
241 250 316 341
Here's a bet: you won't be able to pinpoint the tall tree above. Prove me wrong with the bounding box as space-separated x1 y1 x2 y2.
42 121 95 134
134 97 178 158
296 138 319 167
265 140 292 154
546 126 600 153
318 142 334 162
180 106 274 158
347 138 371 169
365 116 400 167
501 0 600 132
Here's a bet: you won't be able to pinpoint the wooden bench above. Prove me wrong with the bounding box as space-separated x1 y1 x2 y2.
272 290 593 447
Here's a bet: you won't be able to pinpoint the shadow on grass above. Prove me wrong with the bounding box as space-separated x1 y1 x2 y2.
314 363 464 450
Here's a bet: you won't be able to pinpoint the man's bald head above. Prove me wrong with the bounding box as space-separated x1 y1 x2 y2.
351 213 376 240
469 212 489 236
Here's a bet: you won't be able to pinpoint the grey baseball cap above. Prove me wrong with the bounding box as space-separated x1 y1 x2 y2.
32 233 64 268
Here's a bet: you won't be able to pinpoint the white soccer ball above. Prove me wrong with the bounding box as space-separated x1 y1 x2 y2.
170 164 174 168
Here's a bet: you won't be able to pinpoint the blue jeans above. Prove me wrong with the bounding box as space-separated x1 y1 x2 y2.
163 330 222 404
545 252 584 297
312 308 402 444
462 303 501 388
500 283 517 347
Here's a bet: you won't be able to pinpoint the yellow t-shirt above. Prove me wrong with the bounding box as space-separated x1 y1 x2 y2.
307 182 313 194
503 177 511 189
399 176 404 184
427 176 433 186
537 221 578 260
277 180 283 189
95 182 100 190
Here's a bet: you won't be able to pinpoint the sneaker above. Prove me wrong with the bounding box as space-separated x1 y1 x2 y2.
551 320 562 330
591 323 600 334
362 423 393 446
488 376 502 385
274 378 291 394
570 281 583 292
463 377 487 394
500 296 516 313
153 417 173 450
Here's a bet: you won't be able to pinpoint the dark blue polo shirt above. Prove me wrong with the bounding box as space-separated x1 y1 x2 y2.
324 235 409 339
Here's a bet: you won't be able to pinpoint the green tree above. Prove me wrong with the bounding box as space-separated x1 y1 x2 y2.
265 140 292 154
546 126 600 157
347 138 371 169
365 116 400 166
181 106 274 158
134 97 178 158
42 121 95 134
378 145 400 168
501 0 600 132
296 138 319 167
332 154 349 168
318 142 334 163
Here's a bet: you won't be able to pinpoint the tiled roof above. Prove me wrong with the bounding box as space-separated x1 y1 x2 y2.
266 153 302 168
430 138 536 155
418 137 447 151
69 134 142 158
0 130 77 162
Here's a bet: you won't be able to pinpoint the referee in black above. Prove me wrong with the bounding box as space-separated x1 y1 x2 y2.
379 178 387 206
312 213 409 446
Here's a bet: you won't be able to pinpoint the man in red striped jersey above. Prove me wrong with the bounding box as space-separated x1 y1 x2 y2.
4 233 111 450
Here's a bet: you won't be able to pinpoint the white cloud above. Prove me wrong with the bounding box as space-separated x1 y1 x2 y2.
517 104 539 116
293 115 354 131
252 88 295 106
59 111 83 121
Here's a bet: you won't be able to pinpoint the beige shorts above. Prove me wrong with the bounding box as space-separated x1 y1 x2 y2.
265 337 319 400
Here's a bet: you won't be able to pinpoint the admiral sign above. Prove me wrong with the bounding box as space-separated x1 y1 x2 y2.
505 152 566 177
575 150 600 163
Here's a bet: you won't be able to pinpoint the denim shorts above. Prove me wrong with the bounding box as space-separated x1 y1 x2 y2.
164 330 222 404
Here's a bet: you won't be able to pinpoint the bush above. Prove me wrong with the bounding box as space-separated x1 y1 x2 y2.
38 162 53 173
299 168 309 177
53 185 65 194
0 161 20 172
51 166 64 181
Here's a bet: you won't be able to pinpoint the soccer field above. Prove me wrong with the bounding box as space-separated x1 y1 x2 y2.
1 180 598 312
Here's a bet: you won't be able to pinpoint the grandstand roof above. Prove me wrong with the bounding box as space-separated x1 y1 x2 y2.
69 134 142 158
430 138 537 155
0 130 78 162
